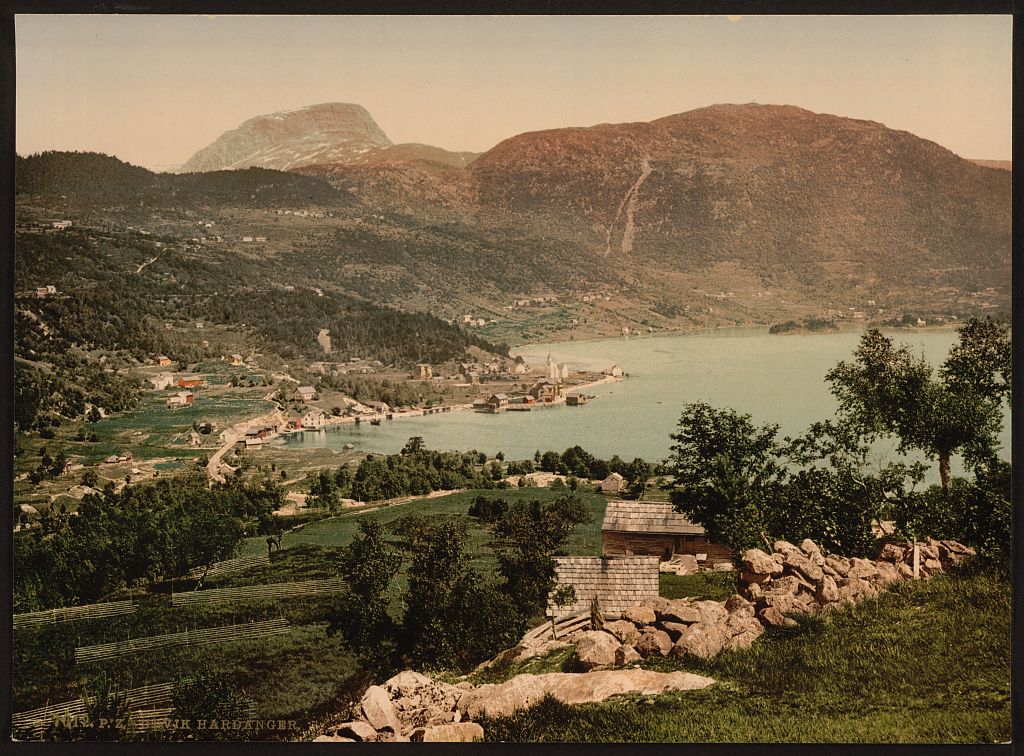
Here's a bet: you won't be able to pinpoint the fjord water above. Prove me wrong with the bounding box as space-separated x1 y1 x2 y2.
282 328 1010 477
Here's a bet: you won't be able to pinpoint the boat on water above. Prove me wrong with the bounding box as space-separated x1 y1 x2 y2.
370 418 382 426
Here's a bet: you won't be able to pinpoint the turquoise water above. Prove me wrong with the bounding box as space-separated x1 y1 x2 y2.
281 328 1010 480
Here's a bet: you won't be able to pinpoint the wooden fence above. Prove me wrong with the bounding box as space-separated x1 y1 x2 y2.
13 600 137 628
185 552 269 580
11 682 173 737
74 617 290 664
172 577 347 607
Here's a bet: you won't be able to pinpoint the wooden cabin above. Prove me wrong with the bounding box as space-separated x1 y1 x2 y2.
601 501 732 562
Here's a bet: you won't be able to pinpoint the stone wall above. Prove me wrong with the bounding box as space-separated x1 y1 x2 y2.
318 537 974 742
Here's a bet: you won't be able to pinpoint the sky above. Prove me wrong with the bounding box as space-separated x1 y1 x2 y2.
16 14 1012 171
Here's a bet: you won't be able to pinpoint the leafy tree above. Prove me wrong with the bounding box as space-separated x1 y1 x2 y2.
402 519 476 668
826 321 1009 491
491 494 591 619
326 520 402 674
666 402 784 553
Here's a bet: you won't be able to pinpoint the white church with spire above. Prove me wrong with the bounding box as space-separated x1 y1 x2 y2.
546 352 570 382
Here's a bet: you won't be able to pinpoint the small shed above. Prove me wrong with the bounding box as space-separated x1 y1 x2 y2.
547 556 659 617
601 501 732 562
599 472 625 492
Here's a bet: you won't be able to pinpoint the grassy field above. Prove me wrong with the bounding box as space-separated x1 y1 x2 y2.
11 487 613 733
241 486 608 560
480 565 1012 743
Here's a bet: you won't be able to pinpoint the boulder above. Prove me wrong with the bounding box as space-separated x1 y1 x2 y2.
724 612 763 638
514 638 572 663
635 628 673 657
783 551 824 583
670 622 730 659
740 548 780 577
799 539 822 557
877 542 907 563
726 629 763 651
313 735 355 742
724 594 755 617
740 570 772 585
771 575 803 595
604 619 641 645
759 589 796 614
694 600 729 626
758 606 796 628
334 721 378 742
459 669 715 719
713 562 735 572
896 562 915 580
622 605 657 626
574 630 621 670
360 685 402 733
659 621 691 642
672 554 700 575
815 575 839 604
874 561 902 587
411 722 484 742
824 557 850 578
847 558 879 580
923 558 942 573
837 577 877 603
655 600 702 625
744 582 763 601
772 540 801 555
615 644 642 666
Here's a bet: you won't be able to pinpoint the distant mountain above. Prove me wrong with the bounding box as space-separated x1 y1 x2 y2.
298 104 1010 295
17 103 1012 342
345 143 480 169
16 151 348 208
461 104 1011 292
969 159 1011 171
179 103 393 172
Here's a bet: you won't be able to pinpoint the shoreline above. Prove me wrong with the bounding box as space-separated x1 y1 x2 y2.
504 320 968 351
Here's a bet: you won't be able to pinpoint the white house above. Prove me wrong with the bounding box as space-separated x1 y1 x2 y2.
149 372 175 391
600 472 626 493
294 385 317 402
302 409 327 429
603 364 624 378
166 391 194 408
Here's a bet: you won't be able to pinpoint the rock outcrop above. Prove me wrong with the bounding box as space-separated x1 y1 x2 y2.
459 669 715 720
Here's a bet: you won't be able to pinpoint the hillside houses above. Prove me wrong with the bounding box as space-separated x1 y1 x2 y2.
148 372 175 390
166 391 194 408
177 376 206 389
293 385 317 402
301 408 327 429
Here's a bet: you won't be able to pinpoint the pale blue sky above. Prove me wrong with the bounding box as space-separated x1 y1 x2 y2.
16 14 1012 170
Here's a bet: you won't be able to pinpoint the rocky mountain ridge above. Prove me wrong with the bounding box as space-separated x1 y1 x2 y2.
180 102 478 173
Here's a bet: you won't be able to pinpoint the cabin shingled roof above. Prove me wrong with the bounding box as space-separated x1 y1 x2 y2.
547 556 659 616
601 501 705 535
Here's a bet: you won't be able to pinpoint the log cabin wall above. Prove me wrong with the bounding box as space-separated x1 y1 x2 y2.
602 530 732 561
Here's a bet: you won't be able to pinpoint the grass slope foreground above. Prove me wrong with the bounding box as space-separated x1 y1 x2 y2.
481 564 1010 744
